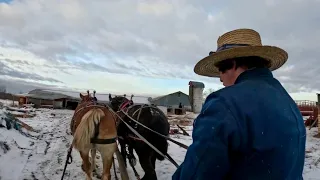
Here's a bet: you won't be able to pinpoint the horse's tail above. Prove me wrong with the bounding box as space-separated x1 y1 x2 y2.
154 109 170 161
73 108 105 151
155 137 168 161
150 117 169 161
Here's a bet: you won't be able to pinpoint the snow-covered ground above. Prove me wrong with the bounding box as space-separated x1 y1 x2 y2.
0 99 18 107
302 128 320 180
0 105 320 180
0 107 192 180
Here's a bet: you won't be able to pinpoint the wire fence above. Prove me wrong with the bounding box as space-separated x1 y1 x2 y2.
295 100 318 107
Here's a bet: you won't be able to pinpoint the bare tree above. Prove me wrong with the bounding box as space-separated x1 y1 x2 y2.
203 88 215 100
0 85 6 93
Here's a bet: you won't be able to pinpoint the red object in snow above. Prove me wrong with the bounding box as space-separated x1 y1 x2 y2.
169 129 179 134
295 100 318 126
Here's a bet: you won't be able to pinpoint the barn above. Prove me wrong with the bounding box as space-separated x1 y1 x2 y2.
14 89 79 109
14 89 152 110
150 91 191 115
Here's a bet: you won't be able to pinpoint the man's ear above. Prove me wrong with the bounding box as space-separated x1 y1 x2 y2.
232 60 237 70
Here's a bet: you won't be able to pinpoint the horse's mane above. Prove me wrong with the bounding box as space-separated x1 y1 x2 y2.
113 96 128 101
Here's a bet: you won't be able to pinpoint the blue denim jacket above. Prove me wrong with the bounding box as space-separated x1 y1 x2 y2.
172 68 306 180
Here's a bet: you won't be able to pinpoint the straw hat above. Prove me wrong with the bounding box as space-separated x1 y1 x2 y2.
194 28 288 77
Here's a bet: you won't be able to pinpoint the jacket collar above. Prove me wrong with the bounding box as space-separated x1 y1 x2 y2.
235 67 273 84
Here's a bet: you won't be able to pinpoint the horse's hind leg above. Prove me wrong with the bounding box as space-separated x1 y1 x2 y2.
137 151 157 180
90 148 96 172
80 150 92 180
119 139 127 168
128 144 137 166
98 144 117 180
151 152 157 169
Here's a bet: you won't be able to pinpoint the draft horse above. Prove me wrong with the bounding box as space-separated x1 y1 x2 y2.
70 90 128 180
109 94 170 180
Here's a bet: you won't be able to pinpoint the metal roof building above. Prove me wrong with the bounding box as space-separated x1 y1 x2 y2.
41 89 151 104
150 91 191 108
14 89 152 109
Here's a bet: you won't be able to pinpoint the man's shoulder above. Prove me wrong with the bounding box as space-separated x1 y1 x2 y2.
200 89 235 121
207 78 275 101
205 79 279 114
206 82 248 102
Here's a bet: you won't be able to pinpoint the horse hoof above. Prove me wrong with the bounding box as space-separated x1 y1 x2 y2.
130 158 137 166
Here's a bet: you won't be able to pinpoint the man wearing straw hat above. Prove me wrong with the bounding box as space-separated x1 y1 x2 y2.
172 28 306 179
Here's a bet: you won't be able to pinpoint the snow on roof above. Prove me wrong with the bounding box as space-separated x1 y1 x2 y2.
41 89 151 104
14 92 68 100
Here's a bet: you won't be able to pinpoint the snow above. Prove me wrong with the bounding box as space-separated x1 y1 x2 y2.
302 128 320 179
0 99 18 107
0 105 319 180
0 106 193 180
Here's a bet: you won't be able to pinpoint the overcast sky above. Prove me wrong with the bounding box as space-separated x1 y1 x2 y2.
0 0 319 100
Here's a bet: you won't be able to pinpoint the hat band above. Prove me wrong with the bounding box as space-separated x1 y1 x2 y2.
216 43 250 52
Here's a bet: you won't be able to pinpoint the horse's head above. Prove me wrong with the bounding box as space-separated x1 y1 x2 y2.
109 94 133 112
79 90 97 104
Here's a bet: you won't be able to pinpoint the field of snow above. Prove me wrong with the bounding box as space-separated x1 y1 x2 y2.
0 107 192 180
0 105 320 180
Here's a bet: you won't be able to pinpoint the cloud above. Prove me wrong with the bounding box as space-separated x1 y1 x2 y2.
0 59 61 83
0 0 319 95
0 76 60 94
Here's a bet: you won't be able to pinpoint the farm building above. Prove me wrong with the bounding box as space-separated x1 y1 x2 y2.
189 81 205 113
14 89 80 109
150 91 191 115
14 89 152 110
55 91 151 105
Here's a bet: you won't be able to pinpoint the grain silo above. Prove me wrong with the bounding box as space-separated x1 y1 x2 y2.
188 81 205 113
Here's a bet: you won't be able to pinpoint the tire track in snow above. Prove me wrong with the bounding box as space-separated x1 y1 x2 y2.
20 110 74 180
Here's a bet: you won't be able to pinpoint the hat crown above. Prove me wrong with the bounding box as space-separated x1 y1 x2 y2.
217 29 262 48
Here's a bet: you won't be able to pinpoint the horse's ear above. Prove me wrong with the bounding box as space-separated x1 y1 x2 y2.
109 93 112 101
80 93 83 99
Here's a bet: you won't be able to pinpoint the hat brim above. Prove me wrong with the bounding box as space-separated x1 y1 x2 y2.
194 46 288 77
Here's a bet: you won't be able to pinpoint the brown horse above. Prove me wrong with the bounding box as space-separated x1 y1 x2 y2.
70 91 129 180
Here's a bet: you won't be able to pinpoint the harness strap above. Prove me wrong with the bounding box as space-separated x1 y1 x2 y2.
136 104 144 121
61 145 73 180
113 111 179 168
120 109 189 150
90 137 117 144
113 156 119 180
